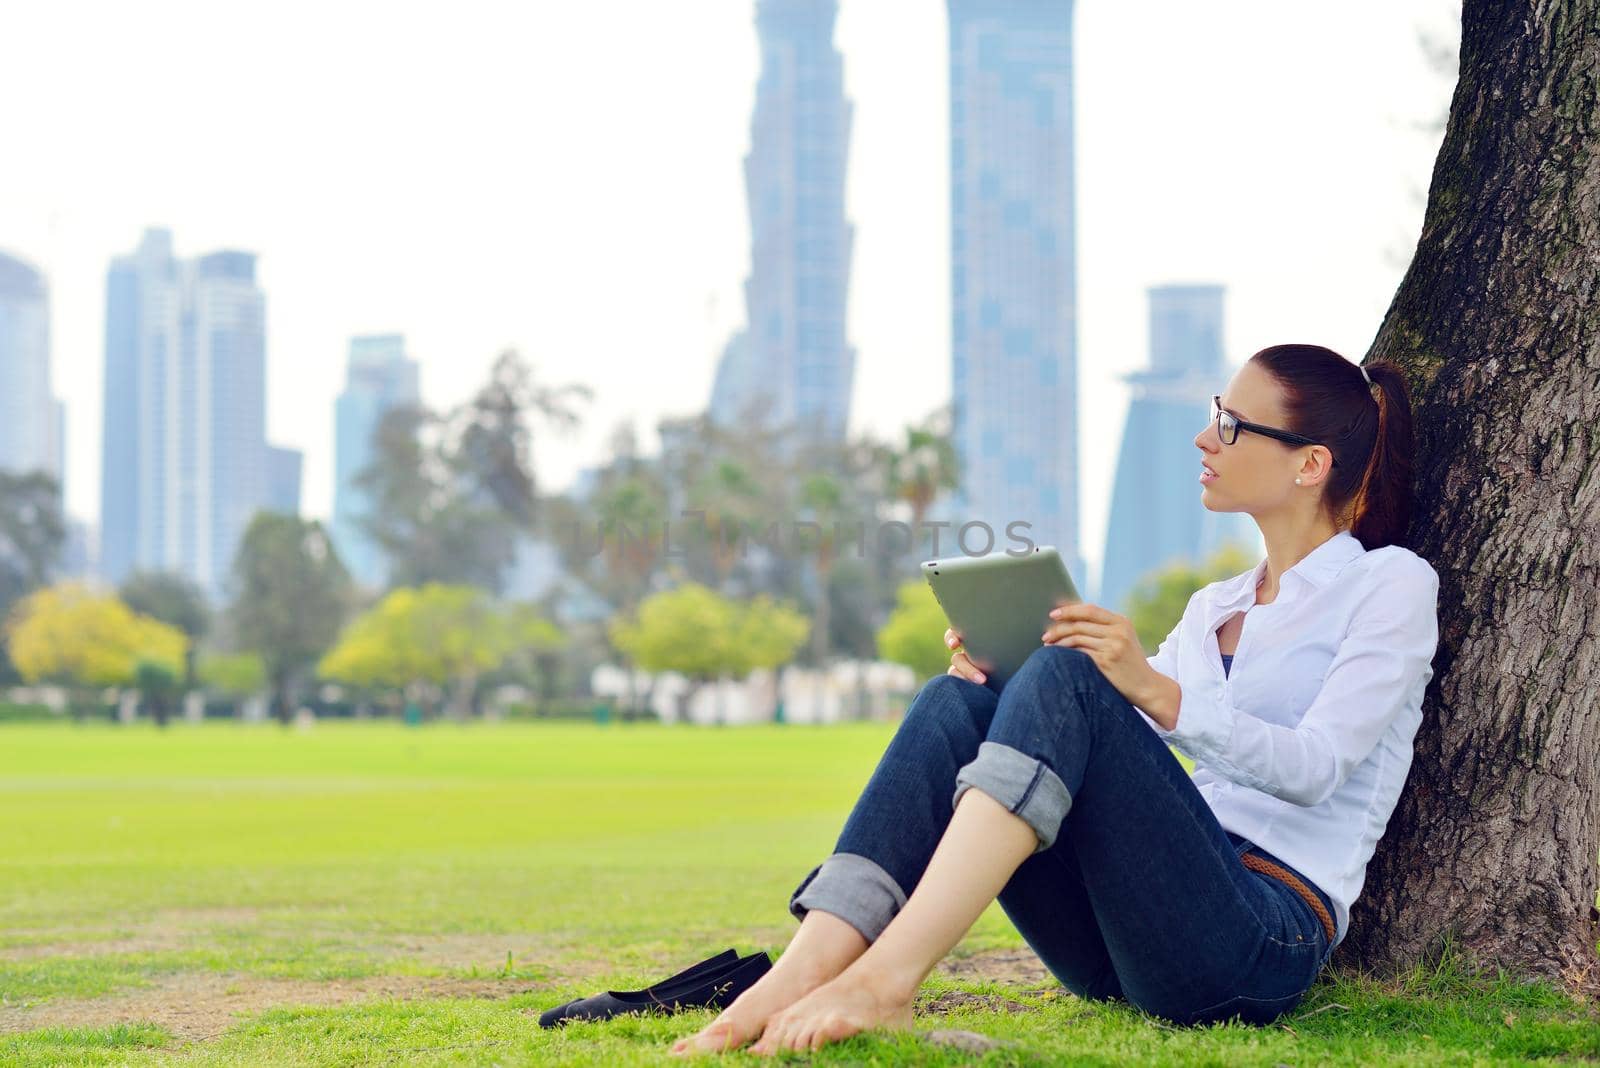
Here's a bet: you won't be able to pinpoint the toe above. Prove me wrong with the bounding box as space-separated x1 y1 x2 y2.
704 1019 743 1052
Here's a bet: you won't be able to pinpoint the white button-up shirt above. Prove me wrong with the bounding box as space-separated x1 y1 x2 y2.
1134 528 1440 947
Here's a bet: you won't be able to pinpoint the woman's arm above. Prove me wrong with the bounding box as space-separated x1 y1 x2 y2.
1130 671 1183 732
1162 562 1439 806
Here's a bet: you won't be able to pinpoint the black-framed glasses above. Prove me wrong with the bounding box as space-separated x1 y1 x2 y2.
1212 395 1338 466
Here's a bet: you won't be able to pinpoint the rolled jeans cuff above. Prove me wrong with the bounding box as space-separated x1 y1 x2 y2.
788 851 908 943
952 740 1073 852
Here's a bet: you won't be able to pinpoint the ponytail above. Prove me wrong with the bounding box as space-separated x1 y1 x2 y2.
1249 346 1419 551
1347 362 1416 550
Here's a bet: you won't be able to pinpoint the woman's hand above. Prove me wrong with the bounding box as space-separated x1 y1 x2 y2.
943 627 988 685
1040 602 1156 707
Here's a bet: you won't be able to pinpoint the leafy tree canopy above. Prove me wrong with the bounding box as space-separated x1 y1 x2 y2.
7 584 185 689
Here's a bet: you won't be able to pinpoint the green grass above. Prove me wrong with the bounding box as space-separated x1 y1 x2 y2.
0 721 1594 1066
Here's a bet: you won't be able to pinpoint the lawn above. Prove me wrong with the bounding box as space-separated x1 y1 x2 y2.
0 720 1594 1066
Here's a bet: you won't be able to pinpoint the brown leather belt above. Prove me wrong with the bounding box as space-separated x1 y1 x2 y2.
1241 852 1336 945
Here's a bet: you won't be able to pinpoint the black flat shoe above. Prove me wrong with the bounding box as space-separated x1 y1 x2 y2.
538 950 770 1027
537 948 737 1027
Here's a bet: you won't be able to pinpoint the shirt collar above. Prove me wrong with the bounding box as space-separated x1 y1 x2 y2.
1214 529 1366 612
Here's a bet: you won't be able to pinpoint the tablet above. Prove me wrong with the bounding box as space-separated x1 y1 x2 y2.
921 546 1082 689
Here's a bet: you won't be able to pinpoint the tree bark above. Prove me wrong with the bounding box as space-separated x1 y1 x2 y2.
1340 0 1600 986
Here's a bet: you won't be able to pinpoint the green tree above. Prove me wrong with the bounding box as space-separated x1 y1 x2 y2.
795 469 850 672
319 584 551 719
316 595 414 699
884 405 960 546
197 651 267 716
228 513 353 725
355 406 516 591
133 658 181 728
690 457 771 590
609 583 808 723
551 425 710 715
492 602 568 715
356 352 592 595
119 570 209 687
0 469 65 680
1122 543 1257 654
409 584 507 720
664 412 791 594
789 435 901 721
876 579 953 682
452 349 593 527
6 584 186 720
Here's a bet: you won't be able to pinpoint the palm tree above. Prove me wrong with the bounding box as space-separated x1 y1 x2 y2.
592 468 670 716
670 412 791 594
694 459 770 589
885 406 960 553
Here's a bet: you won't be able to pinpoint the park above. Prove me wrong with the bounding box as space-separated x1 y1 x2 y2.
3 0 1600 1063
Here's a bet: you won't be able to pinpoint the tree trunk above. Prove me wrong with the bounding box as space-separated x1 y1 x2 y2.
856 658 869 721
811 555 834 723
1339 0 1600 986
679 678 704 725
271 672 292 726
446 670 477 722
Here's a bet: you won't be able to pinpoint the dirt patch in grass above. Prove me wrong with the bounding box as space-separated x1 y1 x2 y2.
0 932 724 1043
0 907 265 961
0 972 537 1041
935 947 1054 988
0 938 1065 1044
364 932 616 977
0 910 614 985
917 989 1031 1016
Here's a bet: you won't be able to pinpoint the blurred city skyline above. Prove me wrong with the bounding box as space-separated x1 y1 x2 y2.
0 0 1455 582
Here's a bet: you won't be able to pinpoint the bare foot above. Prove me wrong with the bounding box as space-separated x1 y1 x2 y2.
747 968 914 1055
669 958 839 1056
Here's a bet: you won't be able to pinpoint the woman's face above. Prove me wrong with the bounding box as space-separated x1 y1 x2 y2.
1194 361 1332 516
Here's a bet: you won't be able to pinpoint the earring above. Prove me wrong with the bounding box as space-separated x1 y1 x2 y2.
1294 477 1303 485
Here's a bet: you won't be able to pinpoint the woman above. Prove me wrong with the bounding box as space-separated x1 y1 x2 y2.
674 344 1440 1056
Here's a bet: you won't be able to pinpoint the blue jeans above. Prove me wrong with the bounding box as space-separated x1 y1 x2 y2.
788 644 1336 1026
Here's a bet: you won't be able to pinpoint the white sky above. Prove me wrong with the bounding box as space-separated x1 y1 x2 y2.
0 0 1455 582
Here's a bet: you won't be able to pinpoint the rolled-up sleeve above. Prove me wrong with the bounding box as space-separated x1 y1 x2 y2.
1164 562 1439 806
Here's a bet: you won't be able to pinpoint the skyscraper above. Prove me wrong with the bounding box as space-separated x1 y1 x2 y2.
101 229 175 585
946 0 1084 589
100 229 270 597
332 334 419 589
0 250 61 483
265 446 304 516
1099 285 1260 614
191 251 269 594
710 0 856 446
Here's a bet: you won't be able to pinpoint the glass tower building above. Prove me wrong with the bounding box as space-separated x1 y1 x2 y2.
265 445 304 516
100 230 269 597
332 334 419 590
191 251 269 597
946 0 1084 589
1099 285 1260 614
0 250 60 483
101 229 176 585
710 0 856 446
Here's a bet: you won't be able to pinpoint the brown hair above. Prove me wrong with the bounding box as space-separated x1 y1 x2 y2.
1248 344 1417 551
